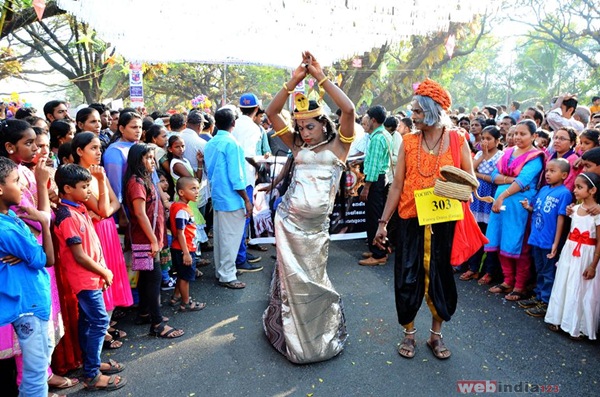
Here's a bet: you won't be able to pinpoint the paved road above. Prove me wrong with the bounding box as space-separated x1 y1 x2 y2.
55 240 597 396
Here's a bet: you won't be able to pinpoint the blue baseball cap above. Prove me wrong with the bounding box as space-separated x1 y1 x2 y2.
239 93 260 108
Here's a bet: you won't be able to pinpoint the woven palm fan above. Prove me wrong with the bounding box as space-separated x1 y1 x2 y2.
434 166 495 203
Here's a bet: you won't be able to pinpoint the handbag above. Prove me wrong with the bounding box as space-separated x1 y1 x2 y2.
130 184 159 271
448 129 489 266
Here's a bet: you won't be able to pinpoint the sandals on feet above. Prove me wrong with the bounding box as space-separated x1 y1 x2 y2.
100 359 126 375
178 301 206 312
548 324 562 333
107 328 127 340
505 290 527 301
397 328 416 359
427 329 451 360
84 373 127 391
459 270 479 281
48 374 79 389
489 284 513 294
149 322 184 339
218 280 246 289
478 273 493 285
102 337 122 350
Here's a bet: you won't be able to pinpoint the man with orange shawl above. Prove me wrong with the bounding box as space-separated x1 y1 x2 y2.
375 79 476 360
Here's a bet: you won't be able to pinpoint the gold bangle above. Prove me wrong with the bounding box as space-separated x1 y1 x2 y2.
272 125 290 137
338 131 355 144
282 83 294 94
317 77 328 87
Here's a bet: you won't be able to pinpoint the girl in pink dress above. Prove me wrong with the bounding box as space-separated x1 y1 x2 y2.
72 132 133 346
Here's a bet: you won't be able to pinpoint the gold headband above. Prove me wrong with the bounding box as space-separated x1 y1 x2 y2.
293 93 324 120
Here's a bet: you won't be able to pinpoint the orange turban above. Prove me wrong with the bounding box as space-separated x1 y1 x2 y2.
414 79 452 111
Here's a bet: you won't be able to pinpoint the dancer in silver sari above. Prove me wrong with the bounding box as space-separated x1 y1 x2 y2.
263 51 356 364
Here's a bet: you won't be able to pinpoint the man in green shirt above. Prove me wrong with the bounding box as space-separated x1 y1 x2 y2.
359 105 393 266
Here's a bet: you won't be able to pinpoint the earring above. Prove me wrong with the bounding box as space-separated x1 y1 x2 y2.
8 150 13 154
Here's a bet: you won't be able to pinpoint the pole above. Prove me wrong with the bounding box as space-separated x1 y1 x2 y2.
222 64 227 106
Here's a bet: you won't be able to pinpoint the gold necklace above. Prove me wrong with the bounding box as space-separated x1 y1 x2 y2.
417 128 445 178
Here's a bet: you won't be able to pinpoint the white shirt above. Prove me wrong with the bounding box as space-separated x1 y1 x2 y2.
181 127 210 203
232 115 262 187
546 108 584 133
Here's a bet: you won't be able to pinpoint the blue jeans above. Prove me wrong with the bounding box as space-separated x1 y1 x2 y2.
236 185 253 265
77 289 110 379
13 315 51 397
531 246 558 303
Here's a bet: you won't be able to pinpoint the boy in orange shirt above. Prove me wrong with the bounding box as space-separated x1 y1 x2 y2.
169 177 206 312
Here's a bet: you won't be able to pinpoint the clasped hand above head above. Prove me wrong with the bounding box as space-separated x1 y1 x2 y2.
292 51 326 82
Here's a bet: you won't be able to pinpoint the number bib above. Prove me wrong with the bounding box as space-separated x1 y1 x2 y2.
414 187 464 226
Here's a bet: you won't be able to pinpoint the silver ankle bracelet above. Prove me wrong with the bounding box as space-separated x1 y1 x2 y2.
429 328 443 338
403 328 417 335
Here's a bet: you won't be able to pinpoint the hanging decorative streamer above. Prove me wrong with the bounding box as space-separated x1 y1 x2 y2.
55 0 497 67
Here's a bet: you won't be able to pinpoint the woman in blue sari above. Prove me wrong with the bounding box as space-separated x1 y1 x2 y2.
486 120 544 301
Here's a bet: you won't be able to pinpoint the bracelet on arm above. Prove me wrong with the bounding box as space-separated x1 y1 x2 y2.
282 83 294 95
338 130 355 144
272 125 290 137
317 77 328 87
377 219 388 225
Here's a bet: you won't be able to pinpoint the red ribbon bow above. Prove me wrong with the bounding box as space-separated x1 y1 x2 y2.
568 228 597 257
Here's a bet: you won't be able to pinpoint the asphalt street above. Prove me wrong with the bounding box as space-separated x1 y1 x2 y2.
52 240 598 396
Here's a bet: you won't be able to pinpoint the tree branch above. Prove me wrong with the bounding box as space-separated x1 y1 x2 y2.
1 1 65 40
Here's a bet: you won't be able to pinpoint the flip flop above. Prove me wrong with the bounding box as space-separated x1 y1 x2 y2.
100 359 126 375
84 373 127 391
488 284 513 294
505 291 527 301
48 374 80 389
218 280 246 289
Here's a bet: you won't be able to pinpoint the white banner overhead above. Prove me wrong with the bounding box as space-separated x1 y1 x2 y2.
55 0 496 68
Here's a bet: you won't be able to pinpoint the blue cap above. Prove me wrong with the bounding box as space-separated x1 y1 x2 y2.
239 93 260 108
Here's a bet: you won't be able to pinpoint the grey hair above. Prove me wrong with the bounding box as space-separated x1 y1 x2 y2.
414 95 452 128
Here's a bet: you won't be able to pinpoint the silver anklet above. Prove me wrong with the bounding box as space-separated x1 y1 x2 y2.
403 328 417 335
429 328 443 338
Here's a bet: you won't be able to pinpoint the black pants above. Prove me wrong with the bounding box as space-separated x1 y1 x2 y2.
365 174 388 259
137 258 163 326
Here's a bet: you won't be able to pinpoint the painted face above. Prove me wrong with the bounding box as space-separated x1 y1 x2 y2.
69 180 92 202
77 137 102 166
120 118 143 142
142 151 155 173
79 110 102 135
552 129 573 155
410 101 425 127
0 169 22 207
6 128 38 164
296 119 325 145
168 138 185 158
512 124 532 149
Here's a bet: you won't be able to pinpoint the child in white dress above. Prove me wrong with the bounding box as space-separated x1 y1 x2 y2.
545 172 600 340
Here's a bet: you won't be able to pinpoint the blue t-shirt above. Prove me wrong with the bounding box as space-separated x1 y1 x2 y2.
527 184 573 249
0 210 50 325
